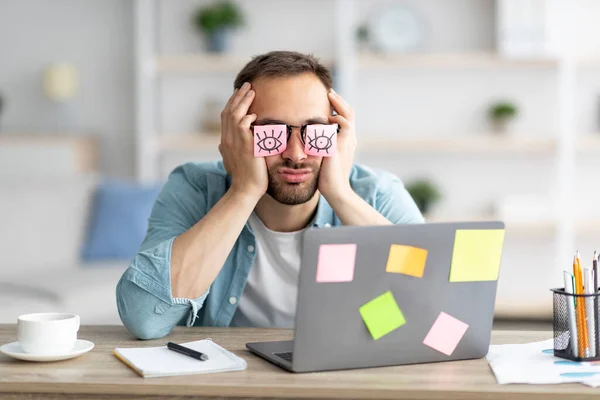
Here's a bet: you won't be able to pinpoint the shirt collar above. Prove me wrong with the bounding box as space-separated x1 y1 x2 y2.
311 194 334 228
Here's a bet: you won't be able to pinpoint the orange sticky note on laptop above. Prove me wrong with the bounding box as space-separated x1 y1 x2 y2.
385 244 428 278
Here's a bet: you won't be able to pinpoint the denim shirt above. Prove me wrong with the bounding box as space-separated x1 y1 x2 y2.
116 161 424 339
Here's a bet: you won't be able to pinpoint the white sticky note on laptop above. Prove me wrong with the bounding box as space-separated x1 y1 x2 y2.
114 339 247 378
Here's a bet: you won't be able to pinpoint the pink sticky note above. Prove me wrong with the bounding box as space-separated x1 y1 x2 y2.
304 124 337 157
316 243 356 283
254 124 287 157
423 312 469 356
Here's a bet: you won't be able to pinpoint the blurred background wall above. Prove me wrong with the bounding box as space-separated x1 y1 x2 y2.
0 0 599 325
0 0 135 177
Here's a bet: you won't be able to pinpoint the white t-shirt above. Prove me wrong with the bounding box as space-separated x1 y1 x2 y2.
230 212 305 328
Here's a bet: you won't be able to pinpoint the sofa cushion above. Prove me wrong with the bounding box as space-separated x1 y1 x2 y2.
81 180 162 261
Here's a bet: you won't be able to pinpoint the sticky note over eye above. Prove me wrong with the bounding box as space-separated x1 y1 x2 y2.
316 244 356 283
359 291 406 340
449 229 505 282
386 244 427 278
254 125 287 157
423 312 468 356
304 125 337 157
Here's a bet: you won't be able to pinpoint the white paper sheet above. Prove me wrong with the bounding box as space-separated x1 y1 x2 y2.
486 337 600 387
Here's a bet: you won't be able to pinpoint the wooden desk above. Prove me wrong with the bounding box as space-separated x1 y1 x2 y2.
0 325 596 399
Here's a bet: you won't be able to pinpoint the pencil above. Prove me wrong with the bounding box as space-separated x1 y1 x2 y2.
595 250 599 356
575 255 585 357
576 252 590 357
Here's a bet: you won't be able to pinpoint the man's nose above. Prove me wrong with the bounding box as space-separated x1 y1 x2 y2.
282 130 307 163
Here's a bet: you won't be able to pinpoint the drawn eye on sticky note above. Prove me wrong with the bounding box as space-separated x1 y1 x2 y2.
316 243 356 283
304 124 337 157
423 312 469 356
449 229 505 282
385 244 428 278
253 125 287 157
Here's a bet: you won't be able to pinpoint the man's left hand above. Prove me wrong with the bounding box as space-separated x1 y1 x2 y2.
318 88 357 201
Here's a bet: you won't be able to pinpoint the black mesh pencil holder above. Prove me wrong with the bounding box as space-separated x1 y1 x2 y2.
552 288 600 361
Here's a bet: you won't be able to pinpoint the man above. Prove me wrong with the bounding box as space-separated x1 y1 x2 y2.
116 51 423 340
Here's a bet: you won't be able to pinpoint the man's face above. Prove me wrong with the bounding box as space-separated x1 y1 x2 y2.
248 73 331 205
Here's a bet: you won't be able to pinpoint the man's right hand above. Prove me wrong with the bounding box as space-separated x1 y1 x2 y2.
218 81 267 199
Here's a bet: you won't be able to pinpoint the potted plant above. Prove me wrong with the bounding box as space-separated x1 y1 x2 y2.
356 24 369 53
488 101 518 133
192 1 244 53
405 179 441 216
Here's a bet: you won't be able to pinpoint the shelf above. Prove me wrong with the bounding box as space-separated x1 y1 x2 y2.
156 134 600 155
426 215 556 235
576 220 600 235
428 217 600 236
154 52 566 74
357 136 556 154
155 52 561 74
577 135 600 152
156 134 556 155
155 54 335 75
156 134 221 151
0 134 99 176
357 52 559 69
577 57 600 68
151 133 600 156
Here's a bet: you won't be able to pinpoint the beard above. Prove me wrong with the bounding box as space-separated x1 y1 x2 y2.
266 159 320 205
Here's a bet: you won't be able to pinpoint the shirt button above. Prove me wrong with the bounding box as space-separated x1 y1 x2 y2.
324 223 331 228
229 296 237 305
247 245 255 253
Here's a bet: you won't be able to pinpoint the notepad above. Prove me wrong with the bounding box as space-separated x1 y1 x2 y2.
113 339 247 378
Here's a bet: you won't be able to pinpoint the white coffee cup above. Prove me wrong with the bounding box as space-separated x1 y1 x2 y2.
17 313 80 355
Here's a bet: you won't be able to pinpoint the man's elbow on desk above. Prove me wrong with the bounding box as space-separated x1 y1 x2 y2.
116 278 181 340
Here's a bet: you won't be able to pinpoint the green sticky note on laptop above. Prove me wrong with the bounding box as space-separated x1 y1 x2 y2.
449 229 505 282
359 291 406 340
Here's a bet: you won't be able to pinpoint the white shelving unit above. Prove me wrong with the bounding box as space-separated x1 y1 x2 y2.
133 0 588 283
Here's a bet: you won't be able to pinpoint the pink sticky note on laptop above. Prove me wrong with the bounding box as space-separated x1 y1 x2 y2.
253 124 287 157
304 124 337 157
316 243 356 283
423 312 469 356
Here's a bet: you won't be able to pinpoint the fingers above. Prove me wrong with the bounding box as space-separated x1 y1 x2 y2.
221 82 254 140
223 87 239 112
328 89 354 121
328 114 350 131
231 88 255 121
229 82 253 114
240 113 258 130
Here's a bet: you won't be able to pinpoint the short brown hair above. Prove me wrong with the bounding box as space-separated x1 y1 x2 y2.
234 50 333 90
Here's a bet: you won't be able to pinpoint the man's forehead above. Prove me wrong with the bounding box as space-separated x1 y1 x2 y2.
248 76 331 120
254 116 329 125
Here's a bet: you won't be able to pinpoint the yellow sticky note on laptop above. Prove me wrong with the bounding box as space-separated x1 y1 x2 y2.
449 229 505 282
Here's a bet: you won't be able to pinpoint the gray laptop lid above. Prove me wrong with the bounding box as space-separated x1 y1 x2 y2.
292 221 505 372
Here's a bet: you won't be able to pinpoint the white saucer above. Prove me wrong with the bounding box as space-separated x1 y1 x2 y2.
0 339 94 362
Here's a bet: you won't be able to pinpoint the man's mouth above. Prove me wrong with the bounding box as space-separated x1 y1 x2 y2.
278 168 312 183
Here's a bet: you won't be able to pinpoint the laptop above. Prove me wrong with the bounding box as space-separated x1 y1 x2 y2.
246 221 505 373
